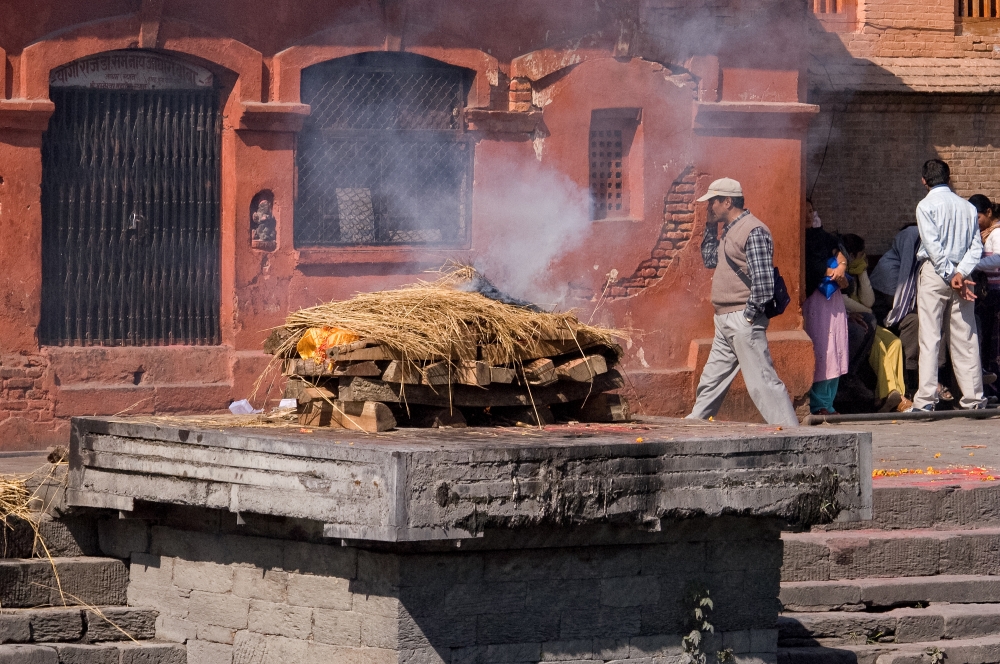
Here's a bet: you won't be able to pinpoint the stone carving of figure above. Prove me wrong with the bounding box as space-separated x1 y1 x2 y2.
252 199 276 243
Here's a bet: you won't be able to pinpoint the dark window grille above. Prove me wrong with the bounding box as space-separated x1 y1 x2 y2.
295 52 473 247
40 87 222 346
590 124 625 219
958 0 1000 18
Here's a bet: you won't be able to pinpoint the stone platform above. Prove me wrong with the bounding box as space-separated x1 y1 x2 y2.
65 416 872 664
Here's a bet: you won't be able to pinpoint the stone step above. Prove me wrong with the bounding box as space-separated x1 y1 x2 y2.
818 484 1000 532
0 606 157 644
782 528 1000 582
780 575 1000 612
777 634 1000 664
0 515 100 559
779 603 1000 646
0 558 127 609
0 640 185 664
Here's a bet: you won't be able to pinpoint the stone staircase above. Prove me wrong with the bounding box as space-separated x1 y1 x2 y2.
778 482 1000 663
1 468 185 663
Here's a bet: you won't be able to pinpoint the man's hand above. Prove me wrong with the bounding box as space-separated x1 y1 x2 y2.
951 272 978 301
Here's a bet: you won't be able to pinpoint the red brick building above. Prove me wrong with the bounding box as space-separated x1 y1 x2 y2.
808 0 1000 251
0 0 823 450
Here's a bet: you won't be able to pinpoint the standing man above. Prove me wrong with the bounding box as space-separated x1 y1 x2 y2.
912 159 986 411
686 178 799 426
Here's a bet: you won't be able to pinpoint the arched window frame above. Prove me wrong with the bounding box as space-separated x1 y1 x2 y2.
294 52 474 248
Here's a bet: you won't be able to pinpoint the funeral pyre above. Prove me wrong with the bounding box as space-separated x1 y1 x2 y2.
262 267 629 432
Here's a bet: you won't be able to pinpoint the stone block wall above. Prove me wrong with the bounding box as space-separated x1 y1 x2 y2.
807 93 1000 254
100 512 784 664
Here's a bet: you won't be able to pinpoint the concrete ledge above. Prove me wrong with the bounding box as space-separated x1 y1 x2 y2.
68 416 871 542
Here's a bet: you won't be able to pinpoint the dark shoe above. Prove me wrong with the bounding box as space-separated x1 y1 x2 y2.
906 403 935 413
879 391 903 413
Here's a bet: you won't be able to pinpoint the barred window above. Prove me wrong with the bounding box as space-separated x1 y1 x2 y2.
295 52 474 247
590 108 640 221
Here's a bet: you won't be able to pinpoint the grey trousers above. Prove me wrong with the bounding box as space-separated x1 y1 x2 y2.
686 310 800 426
914 261 985 409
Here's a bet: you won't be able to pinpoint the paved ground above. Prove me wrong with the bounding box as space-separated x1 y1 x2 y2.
0 450 50 474
821 415 1000 487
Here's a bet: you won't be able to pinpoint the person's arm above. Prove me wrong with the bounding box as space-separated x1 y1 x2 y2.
743 227 774 322
842 293 873 314
916 201 956 280
857 269 875 308
700 223 720 269
956 228 984 280
827 251 849 289
978 252 1000 272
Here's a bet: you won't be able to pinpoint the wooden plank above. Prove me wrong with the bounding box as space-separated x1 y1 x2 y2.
328 345 393 362
337 370 624 408
383 360 421 384
298 386 335 404
333 361 382 377
284 358 332 377
578 394 630 423
556 355 608 382
329 401 396 432
507 405 555 426
422 361 452 385
456 361 490 386
523 358 557 386
299 400 333 426
489 367 516 384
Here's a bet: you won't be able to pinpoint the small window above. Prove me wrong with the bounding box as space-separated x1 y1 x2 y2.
810 0 857 32
295 52 474 247
589 109 640 220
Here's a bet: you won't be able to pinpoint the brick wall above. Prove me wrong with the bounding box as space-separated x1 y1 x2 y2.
101 513 783 664
608 167 696 299
807 93 1000 253
0 353 63 448
810 0 1000 59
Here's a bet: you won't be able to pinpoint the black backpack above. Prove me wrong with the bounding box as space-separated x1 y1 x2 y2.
725 252 790 319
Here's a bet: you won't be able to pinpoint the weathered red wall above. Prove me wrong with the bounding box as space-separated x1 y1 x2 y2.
0 0 818 449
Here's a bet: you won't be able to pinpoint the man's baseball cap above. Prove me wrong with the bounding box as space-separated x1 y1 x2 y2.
696 177 744 202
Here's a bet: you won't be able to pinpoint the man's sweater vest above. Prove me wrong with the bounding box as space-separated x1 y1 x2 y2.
711 213 770 315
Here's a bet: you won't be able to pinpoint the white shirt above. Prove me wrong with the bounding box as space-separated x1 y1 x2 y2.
915 185 983 281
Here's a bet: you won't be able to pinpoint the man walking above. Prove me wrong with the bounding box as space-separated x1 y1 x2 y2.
912 159 986 411
686 178 799 426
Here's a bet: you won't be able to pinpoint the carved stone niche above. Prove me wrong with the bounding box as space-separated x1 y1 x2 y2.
250 190 277 251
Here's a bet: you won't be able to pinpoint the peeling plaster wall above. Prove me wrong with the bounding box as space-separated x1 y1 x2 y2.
0 0 818 447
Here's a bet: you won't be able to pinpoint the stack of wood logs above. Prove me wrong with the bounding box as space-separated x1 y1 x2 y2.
267 330 629 433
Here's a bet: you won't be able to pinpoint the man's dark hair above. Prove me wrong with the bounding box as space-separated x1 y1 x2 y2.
841 233 865 257
923 159 950 188
710 196 745 210
970 194 993 216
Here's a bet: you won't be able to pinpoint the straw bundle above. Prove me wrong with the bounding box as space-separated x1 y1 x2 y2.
0 474 31 529
274 268 624 367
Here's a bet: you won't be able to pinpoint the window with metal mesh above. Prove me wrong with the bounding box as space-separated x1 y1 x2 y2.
295 52 473 247
589 109 639 220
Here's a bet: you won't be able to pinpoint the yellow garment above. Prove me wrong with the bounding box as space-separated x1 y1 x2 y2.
296 327 360 360
868 325 906 400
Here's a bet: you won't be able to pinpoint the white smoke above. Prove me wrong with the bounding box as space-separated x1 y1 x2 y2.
472 156 593 307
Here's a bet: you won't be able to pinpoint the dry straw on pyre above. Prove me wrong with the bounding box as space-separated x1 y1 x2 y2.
270 264 625 366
